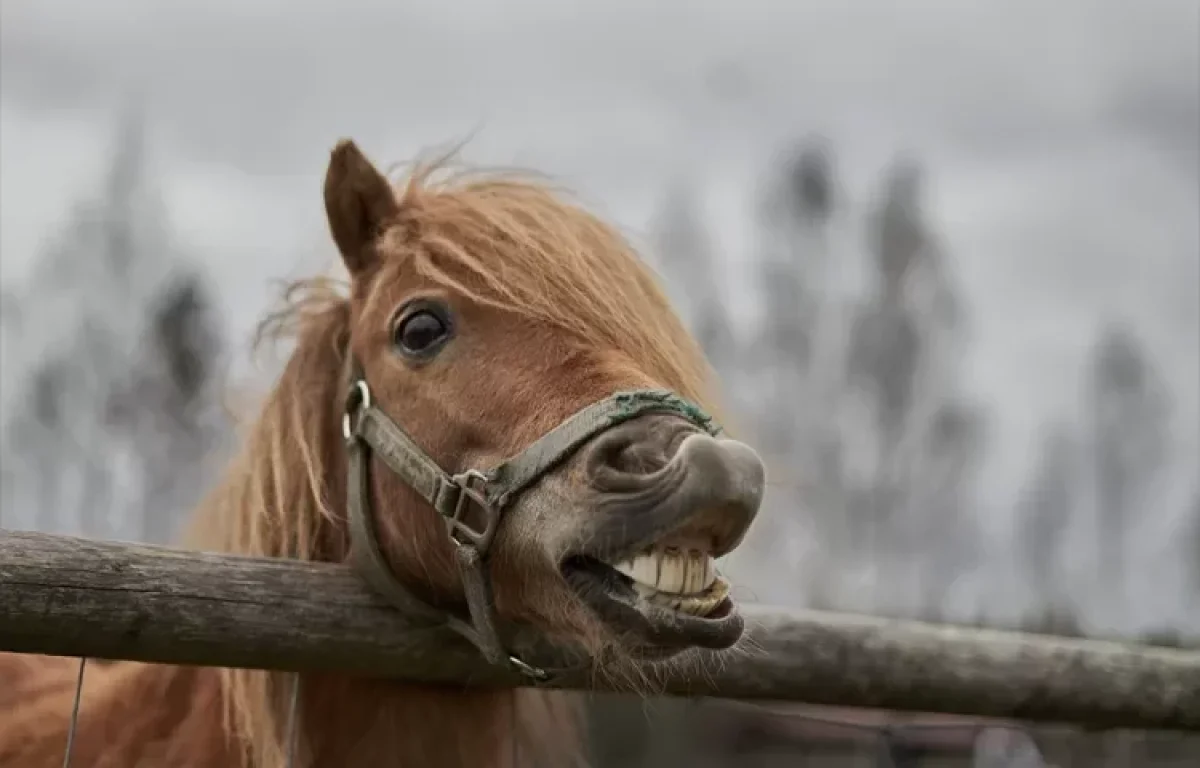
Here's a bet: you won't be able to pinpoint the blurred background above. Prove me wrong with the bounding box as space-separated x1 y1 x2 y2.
1 0 1197 765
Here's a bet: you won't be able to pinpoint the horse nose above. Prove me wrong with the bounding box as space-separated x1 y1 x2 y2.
583 415 766 556
661 432 765 555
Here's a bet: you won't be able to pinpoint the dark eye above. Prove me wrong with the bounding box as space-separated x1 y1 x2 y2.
392 305 452 359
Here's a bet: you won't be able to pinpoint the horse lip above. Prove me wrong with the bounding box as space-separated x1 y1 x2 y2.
560 555 746 652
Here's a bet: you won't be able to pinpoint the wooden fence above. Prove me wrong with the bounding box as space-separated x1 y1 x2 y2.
2 529 1198 732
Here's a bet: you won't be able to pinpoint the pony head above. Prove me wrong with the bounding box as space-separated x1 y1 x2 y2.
321 139 766 664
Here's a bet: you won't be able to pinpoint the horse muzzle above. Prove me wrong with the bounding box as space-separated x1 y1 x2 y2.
560 414 766 655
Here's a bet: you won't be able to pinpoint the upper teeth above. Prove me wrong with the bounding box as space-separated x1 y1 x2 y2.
609 548 716 595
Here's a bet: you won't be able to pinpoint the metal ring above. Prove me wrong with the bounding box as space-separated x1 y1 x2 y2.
508 654 548 681
351 379 372 410
341 380 372 441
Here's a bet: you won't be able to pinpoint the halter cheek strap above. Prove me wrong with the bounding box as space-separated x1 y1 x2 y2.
341 358 721 679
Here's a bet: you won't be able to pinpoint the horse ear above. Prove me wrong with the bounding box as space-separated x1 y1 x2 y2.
323 139 399 275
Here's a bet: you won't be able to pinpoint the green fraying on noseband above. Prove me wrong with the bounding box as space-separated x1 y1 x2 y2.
608 389 723 436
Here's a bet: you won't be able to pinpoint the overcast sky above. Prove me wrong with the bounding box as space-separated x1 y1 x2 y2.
2 0 1198 633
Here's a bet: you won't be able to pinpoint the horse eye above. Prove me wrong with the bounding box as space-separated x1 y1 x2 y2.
393 308 450 358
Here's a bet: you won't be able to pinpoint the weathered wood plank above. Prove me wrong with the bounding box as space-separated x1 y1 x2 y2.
1 529 1197 730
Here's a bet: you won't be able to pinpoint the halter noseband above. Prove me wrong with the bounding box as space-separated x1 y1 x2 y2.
341 358 721 680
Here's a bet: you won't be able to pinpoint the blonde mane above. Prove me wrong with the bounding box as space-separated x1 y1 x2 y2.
179 155 725 766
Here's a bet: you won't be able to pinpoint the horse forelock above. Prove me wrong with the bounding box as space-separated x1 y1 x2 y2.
383 154 723 420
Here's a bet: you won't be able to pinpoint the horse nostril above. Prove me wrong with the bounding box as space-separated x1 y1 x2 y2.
584 416 689 490
604 436 662 475
580 424 766 559
591 432 630 473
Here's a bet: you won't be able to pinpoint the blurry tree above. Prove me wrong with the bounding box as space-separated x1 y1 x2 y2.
0 104 229 543
843 159 932 553
0 288 24 527
843 293 920 563
755 136 840 394
846 293 921 465
914 397 987 617
1085 321 1171 590
845 156 976 546
649 180 735 376
0 288 20 345
869 157 962 333
828 152 987 621
1189 491 1200 592
111 270 227 543
741 136 853 609
733 141 987 616
785 136 837 226
752 137 846 468
1013 422 1084 635
1017 423 1079 591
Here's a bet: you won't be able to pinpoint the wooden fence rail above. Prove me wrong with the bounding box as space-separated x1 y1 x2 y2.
2 529 1198 731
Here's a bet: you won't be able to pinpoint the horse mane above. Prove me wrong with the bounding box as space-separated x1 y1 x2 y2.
178 152 725 766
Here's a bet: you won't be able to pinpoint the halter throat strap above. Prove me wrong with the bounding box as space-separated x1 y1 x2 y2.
341 357 721 679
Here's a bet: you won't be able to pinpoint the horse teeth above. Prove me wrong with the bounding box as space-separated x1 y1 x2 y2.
635 578 730 617
609 547 716 596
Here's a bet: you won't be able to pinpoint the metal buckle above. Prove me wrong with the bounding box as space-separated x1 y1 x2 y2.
443 469 501 552
342 380 371 442
508 654 549 681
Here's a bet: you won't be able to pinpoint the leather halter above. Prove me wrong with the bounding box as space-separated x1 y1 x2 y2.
341 358 722 679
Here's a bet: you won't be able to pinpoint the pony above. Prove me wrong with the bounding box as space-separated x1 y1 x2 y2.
0 139 767 767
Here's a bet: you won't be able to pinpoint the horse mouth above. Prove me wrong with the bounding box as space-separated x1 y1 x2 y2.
560 509 745 655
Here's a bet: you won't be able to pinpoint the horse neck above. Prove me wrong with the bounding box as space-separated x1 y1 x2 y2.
25 662 542 768
13 661 238 768
183 314 584 766
292 675 581 768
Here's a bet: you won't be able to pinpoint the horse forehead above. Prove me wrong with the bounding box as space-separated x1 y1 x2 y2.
353 260 427 317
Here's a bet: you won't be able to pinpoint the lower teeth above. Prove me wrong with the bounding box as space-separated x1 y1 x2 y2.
634 578 729 617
